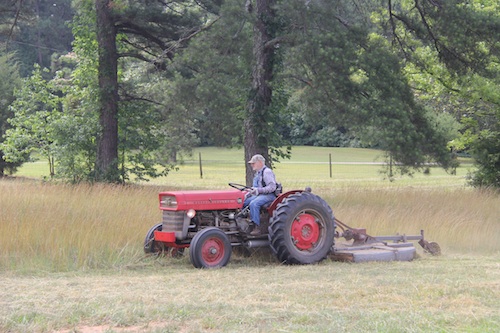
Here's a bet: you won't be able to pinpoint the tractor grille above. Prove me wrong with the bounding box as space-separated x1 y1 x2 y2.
162 210 185 233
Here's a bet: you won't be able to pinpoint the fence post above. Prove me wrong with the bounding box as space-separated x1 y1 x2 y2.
329 153 332 178
199 152 203 179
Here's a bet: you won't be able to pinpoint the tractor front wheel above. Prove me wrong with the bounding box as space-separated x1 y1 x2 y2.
268 192 335 264
190 227 232 268
143 223 184 257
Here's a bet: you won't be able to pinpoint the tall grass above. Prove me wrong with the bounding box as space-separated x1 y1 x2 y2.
1 146 495 272
326 187 500 253
2 148 497 333
1 176 498 273
0 179 160 272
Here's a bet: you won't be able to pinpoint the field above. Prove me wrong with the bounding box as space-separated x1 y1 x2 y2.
1 147 499 332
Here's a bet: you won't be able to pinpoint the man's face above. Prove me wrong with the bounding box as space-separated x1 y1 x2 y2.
250 160 263 171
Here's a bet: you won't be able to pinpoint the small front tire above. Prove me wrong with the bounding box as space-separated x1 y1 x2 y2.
144 223 164 254
144 223 184 257
190 227 232 268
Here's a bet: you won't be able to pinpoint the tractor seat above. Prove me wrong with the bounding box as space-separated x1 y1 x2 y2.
261 201 272 210
261 185 283 211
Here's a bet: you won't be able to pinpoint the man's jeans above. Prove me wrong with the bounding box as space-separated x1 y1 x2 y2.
243 193 276 225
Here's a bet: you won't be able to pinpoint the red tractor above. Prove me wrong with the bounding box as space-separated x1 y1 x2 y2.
144 183 336 268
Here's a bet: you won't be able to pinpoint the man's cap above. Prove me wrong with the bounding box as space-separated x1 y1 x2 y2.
248 154 265 164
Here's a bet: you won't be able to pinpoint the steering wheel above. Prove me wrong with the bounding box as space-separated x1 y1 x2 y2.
228 183 252 191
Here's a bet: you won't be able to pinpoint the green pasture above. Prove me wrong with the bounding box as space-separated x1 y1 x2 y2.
17 146 474 189
143 146 473 190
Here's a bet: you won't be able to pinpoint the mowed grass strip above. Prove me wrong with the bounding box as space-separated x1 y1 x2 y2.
0 256 498 332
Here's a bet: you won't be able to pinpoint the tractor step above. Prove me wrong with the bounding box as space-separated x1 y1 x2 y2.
330 242 416 263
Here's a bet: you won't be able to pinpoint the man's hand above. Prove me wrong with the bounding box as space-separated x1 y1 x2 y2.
249 187 259 196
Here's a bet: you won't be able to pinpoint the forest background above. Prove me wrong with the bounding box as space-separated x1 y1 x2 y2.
1 2 499 332
0 0 499 187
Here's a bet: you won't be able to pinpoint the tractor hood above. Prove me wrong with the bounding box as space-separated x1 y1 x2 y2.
159 190 245 211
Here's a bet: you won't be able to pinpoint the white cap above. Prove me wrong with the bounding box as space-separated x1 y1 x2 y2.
248 154 265 164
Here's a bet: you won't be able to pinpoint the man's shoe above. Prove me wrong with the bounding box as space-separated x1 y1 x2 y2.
250 225 262 236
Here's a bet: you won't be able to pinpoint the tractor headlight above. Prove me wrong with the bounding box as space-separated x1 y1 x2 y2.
160 195 178 209
186 209 196 219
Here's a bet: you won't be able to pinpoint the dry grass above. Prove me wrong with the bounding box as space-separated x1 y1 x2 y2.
0 177 497 273
0 178 160 272
0 256 498 332
1 156 499 332
326 187 500 254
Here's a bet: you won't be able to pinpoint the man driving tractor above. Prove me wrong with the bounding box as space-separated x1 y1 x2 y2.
243 154 278 236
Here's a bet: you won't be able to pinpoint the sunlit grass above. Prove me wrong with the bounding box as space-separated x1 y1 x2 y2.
0 255 498 333
327 187 500 254
164 146 473 187
0 147 498 333
0 175 497 273
17 146 474 189
0 179 161 272
3 146 495 271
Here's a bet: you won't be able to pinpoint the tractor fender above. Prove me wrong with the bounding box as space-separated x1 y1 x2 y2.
267 190 305 215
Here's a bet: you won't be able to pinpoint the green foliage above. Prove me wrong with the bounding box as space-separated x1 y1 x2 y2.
469 129 500 188
385 0 500 186
389 0 500 76
2 65 60 177
165 0 253 148
65 0 201 183
279 1 455 175
3 0 499 186
51 79 99 183
117 75 178 181
166 0 293 170
2 0 74 76
0 52 22 176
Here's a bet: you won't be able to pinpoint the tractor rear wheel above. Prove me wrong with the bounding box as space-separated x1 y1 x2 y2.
268 192 335 264
190 227 232 268
143 223 184 257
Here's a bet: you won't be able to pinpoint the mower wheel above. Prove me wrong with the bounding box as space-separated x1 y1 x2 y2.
190 227 232 268
268 192 335 265
425 242 441 256
143 223 184 257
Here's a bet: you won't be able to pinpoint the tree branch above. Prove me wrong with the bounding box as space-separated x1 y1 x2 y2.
7 0 23 46
413 0 469 67
119 88 166 106
264 36 286 49
159 16 221 58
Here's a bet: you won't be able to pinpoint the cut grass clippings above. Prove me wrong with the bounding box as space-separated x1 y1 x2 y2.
0 255 498 333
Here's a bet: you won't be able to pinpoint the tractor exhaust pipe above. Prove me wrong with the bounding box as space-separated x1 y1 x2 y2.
244 239 270 248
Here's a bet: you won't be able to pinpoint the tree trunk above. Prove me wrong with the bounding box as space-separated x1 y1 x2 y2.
244 0 276 185
95 0 119 182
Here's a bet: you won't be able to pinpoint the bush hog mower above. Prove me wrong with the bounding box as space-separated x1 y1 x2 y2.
144 184 440 268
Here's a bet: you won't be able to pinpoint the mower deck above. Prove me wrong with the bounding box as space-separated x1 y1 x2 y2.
329 218 440 263
330 242 416 262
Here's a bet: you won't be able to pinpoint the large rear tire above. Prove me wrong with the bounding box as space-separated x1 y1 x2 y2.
268 192 335 264
190 227 232 268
